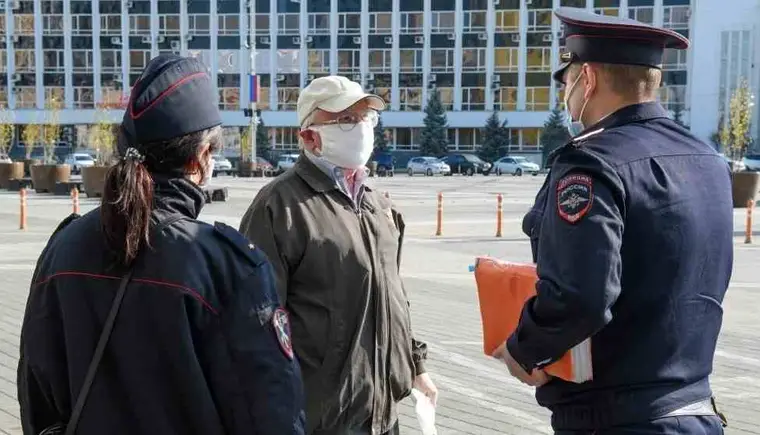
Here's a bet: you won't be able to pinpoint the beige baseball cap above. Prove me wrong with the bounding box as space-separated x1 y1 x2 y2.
297 75 386 128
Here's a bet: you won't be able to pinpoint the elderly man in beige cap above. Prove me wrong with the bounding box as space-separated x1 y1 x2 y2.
239 76 437 435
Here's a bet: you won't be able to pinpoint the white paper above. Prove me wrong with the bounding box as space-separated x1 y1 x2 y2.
411 388 438 435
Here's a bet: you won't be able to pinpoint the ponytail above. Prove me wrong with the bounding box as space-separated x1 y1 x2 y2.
101 132 154 265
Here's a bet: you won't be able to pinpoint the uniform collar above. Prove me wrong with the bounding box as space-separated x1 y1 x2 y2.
152 175 206 219
583 101 670 134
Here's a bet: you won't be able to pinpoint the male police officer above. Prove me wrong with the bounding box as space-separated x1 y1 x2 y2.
492 8 733 434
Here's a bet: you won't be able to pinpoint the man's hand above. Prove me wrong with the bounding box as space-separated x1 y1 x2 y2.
413 372 439 406
492 342 550 387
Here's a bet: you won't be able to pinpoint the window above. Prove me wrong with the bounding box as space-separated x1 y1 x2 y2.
663 49 688 70
159 15 181 33
255 14 269 34
219 88 239 111
130 50 152 72
72 14 93 34
659 85 687 112
15 87 36 109
436 88 454 111
628 7 653 25
44 88 65 109
400 12 423 33
43 15 64 33
431 11 455 33
274 128 300 150
308 49 330 73
526 87 550 111
14 15 35 34
0 50 6 71
129 15 151 34
100 15 121 34
101 50 122 71
495 47 519 72
462 48 486 71
430 49 455 72
462 88 485 111
189 14 210 32
522 128 541 150
395 128 423 150
0 17 4 38
218 14 240 35
664 6 690 29
338 49 361 72
594 8 619 17
72 50 94 72
495 87 518 111
278 88 300 110
400 88 422 111
101 85 124 107
278 14 299 35
374 87 391 106
463 11 486 31
526 47 552 72
257 87 270 110
43 50 65 72
339 13 360 32
15 50 35 71
368 49 392 72
528 10 552 31
369 12 392 33
308 13 330 34
496 10 519 32
399 49 423 72
458 128 476 150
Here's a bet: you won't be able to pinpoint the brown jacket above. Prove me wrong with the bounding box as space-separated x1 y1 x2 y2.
239 156 427 435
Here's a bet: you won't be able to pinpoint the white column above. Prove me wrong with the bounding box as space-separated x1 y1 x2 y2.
269 0 278 110
150 0 159 58
6 1 15 109
329 0 338 75
453 0 463 111
390 0 400 111
91 0 102 106
485 0 496 110
180 0 189 55
120 0 130 98
618 0 629 18
63 0 73 108
240 0 250 108
210 0 219 105
422 0 431 105
299 0 308 89
549 0 560 109
34 0 44 108
585 0 593 12
653 0 664 27
360 0 369 89
517 0 528 110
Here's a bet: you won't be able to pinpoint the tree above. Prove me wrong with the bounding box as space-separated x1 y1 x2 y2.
255 110 271 159
727 77 755 164
21 123 42 159
418 88 449 157
0 106 14 158
374 114 389 153
540 105 571 167
89 101 116 165
42 98 63 163
479 111 508 163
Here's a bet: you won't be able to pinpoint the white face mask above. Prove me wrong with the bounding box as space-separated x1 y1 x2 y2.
310 120 375 169
563 70 591 137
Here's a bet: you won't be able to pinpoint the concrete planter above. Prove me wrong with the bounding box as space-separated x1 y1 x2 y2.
82 165 110 198
30 164 56 193
731 171 760 208
0 162 24 189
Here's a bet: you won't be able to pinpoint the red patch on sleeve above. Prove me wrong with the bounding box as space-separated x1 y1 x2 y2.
556 174 594 223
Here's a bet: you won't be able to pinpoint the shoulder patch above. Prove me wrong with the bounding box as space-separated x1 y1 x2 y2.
272 308 294 360
556 174 594 224
213 221 265 267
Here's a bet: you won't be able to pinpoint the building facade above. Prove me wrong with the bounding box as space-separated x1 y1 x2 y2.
2 0 695 154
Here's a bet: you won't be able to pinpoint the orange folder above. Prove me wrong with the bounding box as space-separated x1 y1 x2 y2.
473 256 593 383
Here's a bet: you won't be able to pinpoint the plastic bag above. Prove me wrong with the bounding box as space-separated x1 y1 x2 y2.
411 388 438 435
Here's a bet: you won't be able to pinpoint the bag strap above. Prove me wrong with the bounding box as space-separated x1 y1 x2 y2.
64 269 135 435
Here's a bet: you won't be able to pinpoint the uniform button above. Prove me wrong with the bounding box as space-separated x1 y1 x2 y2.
248 243 255 249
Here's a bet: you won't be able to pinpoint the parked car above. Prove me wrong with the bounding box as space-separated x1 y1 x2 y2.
742 154 760 171
64 153 96 174
276 153 300 174
406 156 451 176
0 154 11 164
440 153 492 176
372 151 395 176
211 154 233 176
255 156 274 175
492 156 541 176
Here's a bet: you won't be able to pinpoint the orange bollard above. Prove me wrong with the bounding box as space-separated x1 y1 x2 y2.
746 200 754 244
19 189 27 231
72 187 80 215
435 192 443 236
496 193 503 237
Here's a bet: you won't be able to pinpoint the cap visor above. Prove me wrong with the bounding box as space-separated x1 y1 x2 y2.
318 93 386 114
553 62 571 84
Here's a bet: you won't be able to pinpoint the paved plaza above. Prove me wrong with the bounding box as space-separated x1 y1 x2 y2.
0 173 759 434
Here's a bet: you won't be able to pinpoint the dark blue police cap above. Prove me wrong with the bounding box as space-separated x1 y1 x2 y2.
553 7 690 84
121 54 222 146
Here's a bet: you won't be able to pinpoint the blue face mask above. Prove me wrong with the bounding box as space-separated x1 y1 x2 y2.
563 71 589 137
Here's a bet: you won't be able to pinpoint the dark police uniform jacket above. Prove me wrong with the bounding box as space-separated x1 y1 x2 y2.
239 156 427 435
17 176 305 435
509 102 733 430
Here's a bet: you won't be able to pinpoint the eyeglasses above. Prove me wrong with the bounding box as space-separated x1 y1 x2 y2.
309 110 379 132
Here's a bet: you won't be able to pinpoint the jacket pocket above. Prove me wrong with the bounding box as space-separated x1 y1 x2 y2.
387 286 415 402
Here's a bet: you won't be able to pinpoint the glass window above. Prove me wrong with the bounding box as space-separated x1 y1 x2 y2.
399 49 423 72
400 88 422 111
400 12 423 33
189 14 210 32
129 15 151 34
526 87 550 111
431 49 454 72
374 87 391 105
369 13 392 33
72 15 93 34
463 11 486 31
436 88 454 111
14 15 35 34
628 7 653 25
594 8 619 17
74 87 94 109
15 87 36 109
369 49 392 72
100 15 121 34
431 12 455 32
338 49 361 72
462 88 485 111
277 88 300 111
308 49 330 72
278 14 299 35
462 48 486 71
526 47 552 72
44 50 65 72
159 15 181 32
339 13 360 31
528 10 552 31
72 50 94 71
43 15 64 33
664 6 690 29
663 49 687 70
219 14 240 35
522 128 541 149
308 13 330 34
15 50 36 70
218 88 239 111
496 10 519 32
130 50 152 71
495 87 518 111
101 50 122 70
255 14 269 34
495 47 519 72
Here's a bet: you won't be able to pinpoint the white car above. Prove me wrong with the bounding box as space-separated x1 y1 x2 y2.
0 154 11 164
406 156 451 176
211 154 233 176
492 156 541 176
64 153 96 174
276 154 300 173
